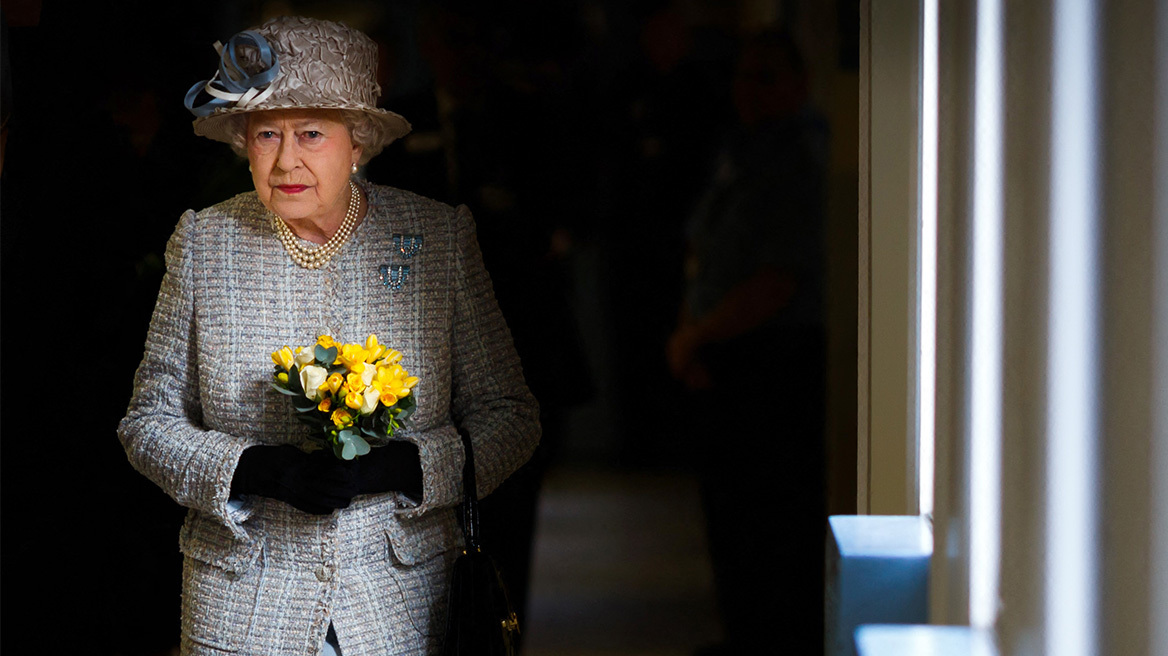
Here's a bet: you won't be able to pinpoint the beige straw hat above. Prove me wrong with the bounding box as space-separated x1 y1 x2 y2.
185 16 411 152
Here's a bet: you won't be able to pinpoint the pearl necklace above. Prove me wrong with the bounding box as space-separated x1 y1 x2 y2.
272 181 362 270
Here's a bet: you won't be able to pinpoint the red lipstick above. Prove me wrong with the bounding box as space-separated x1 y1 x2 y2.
276 185 308 194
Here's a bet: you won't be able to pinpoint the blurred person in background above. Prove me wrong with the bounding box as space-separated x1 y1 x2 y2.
668 29 829 656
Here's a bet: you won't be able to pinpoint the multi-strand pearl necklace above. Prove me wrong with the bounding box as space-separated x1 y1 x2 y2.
272 180 362 270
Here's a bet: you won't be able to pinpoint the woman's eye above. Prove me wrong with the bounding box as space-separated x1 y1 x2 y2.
256 130 277 140
303 131 322 139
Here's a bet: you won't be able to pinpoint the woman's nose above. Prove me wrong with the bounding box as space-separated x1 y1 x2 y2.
276 136 301 171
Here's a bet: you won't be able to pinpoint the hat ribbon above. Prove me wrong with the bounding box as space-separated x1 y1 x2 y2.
184 30 280 117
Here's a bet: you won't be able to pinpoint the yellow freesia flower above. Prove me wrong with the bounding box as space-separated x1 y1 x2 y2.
326 373 344 394
345 390 364 410
316 335 336 349
318 398 331 412
346 372 366 393
380 349 404 365
276 372 289 384
331 408 353 428
364 335 386 362
369 362 417 398
271 346 294 371
379 390 399 406
376 364 405 384
339 344 367 373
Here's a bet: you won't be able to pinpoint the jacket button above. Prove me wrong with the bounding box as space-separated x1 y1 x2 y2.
315 565 333 582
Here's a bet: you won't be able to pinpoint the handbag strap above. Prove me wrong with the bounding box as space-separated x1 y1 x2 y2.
458 429 481 550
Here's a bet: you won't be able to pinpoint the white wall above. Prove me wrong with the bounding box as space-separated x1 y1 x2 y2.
858 0 920 516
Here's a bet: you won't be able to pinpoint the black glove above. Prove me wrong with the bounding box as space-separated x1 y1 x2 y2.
231 444 361 515
356 441 424 501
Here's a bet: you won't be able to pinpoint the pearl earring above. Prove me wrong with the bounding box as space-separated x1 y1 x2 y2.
351 162 358 174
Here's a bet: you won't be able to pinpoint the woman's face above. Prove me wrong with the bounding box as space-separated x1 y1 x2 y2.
246 109 363 225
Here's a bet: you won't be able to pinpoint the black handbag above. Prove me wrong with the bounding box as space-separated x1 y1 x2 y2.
442 432 520 656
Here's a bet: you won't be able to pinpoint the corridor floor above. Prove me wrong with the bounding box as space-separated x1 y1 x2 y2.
521 465 723 656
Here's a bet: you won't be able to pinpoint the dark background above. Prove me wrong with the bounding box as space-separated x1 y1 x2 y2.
0 1 857 653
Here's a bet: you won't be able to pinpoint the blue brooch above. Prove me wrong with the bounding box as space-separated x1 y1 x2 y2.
380 234 422 291
393 234 423 258
380 264 411 290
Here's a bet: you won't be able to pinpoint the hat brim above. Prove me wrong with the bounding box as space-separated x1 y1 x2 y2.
192 102 412 155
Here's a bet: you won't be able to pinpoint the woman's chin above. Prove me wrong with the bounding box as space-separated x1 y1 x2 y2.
268 198 320 222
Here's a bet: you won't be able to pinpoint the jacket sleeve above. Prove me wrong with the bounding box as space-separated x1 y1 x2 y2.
398 204 541 519
118 210 257 538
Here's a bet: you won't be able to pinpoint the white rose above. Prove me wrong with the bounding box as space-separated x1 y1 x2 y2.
361 365 376 387
300 365 328 401
360 387 380 415
294 347 316 369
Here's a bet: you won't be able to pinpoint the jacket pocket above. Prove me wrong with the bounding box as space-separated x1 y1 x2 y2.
387 547 458 644
178 511 266 652
179 510 263 574
180 549 267 652
385 503 461 566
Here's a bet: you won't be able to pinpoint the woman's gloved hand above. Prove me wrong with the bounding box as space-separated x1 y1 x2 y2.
231 444 361 514
356 441 423 501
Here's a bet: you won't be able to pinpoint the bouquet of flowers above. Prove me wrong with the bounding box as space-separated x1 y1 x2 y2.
270 334 419 460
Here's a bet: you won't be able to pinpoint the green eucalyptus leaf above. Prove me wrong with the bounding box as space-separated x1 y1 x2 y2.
341 440 357 460
316 345 338 364
351 434 372 457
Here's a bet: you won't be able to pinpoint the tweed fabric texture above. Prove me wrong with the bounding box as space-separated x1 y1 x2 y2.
119 180 540 655
192 16 412 154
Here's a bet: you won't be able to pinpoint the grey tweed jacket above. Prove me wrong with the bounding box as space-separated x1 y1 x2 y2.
118 181 540 656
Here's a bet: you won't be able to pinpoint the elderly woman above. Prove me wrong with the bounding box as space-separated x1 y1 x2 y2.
118 16 539 656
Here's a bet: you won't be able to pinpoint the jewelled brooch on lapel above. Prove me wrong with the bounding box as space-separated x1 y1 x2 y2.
380 233 423 291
